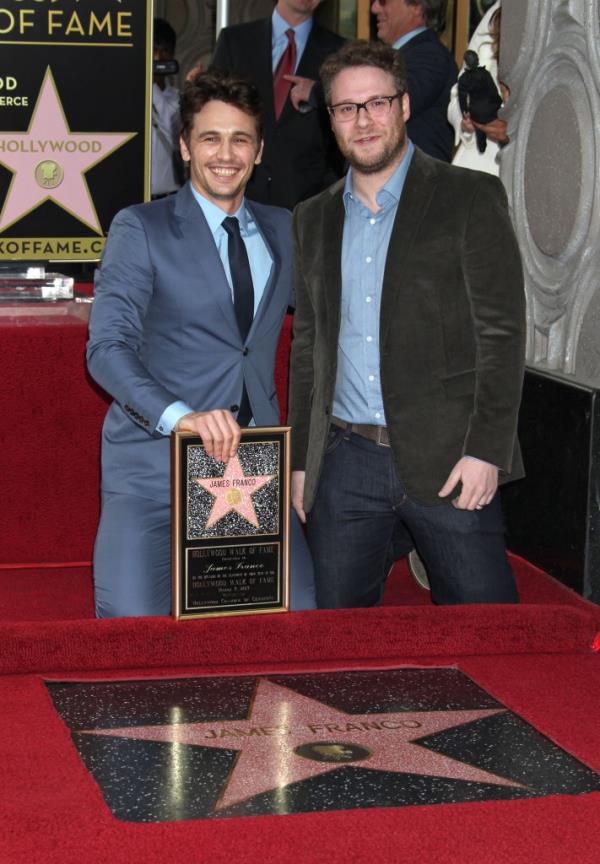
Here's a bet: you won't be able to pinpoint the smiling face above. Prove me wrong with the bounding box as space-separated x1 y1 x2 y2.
370 0 425 45
329 65 410 177
179 100 263 213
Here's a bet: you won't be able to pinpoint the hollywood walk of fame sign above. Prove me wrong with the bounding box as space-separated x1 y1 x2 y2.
0 0 151 262
171 428 291 619
46 668 600 822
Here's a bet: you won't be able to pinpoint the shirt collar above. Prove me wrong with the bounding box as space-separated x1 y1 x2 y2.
343 140 415 214
393 26 428 49
272 8 313 43
188 182 249 233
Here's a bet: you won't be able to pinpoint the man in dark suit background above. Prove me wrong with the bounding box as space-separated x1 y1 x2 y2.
212 0 345 209
371 0 457 161
288 41 525 609
87 70 315 617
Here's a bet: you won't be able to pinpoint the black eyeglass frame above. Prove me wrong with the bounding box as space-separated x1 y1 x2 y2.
327 92 404 121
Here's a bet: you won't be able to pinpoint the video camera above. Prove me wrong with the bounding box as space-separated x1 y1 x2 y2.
153 59 179 77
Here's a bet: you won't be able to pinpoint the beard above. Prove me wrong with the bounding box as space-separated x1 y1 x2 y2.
338 125 407 175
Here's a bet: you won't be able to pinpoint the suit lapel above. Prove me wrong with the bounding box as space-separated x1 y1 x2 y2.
295 25 318 77
380 149 439 348
321 184 345 346
258 18 277 126
245 202 281 339
173 185 240 340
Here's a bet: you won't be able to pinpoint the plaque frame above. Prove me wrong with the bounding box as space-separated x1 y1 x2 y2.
172 427 291 620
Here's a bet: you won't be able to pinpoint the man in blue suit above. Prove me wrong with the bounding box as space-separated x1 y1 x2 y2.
87 69 316 618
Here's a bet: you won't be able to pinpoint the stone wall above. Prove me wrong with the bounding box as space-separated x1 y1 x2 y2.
500 0 600 387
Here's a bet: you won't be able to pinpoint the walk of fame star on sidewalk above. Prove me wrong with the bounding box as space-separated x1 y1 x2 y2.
0 67 135 233
194 454 275 530
82 678 525 811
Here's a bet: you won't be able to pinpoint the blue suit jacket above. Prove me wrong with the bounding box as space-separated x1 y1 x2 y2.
87 183 292 503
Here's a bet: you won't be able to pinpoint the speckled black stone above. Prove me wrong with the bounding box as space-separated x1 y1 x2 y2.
46 668 600 823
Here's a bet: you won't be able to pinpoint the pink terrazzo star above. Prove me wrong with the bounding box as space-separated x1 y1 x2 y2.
82 678 525 811
194 454 275 529
0 67 135 233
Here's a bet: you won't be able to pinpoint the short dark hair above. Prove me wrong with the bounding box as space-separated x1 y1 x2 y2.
405 0 447 33
153 17 176 54
320 40 407 104
180 68 263 144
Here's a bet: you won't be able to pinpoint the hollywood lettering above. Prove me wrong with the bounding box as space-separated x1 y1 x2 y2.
0 139 104 154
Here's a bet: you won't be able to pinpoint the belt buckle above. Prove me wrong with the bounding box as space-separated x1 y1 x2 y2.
376 426 389 447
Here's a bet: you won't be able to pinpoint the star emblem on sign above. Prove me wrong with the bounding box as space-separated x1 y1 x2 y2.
0 67 135 233
194 454 275 529
82 678 526 812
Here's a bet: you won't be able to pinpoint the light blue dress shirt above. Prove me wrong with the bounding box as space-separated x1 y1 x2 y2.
271 8 313 72
393 26 428 50
156 184 273 434
332 142 415 427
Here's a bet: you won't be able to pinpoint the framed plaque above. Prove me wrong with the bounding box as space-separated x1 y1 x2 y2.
172 427 291 620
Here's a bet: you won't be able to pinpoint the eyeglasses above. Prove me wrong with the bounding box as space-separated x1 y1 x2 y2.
327 93 403 122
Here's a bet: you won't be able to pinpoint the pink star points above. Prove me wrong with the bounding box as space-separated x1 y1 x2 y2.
194 454 275 529
82 678 525 812
0 67 135 233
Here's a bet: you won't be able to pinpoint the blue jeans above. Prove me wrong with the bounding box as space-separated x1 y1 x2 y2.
307 425 518 608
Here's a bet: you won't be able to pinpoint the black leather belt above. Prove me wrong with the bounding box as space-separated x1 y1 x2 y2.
331 416 391 447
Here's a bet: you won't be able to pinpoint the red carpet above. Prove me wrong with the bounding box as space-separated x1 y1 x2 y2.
4 309 600 862
2 643 600 864
2 557 600 863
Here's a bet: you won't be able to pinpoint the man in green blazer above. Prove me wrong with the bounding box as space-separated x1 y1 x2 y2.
288 40 525 608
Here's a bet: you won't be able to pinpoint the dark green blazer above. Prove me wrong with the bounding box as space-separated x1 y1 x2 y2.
288 148 526 510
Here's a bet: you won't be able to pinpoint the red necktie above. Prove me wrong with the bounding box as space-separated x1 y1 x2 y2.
273 28 296 120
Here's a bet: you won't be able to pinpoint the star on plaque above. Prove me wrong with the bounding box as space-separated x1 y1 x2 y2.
81 678 524 812
0 67 135 233
194 454 275 529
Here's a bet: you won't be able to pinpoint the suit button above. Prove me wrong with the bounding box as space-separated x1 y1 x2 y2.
242 347 249 356
230 404 239 413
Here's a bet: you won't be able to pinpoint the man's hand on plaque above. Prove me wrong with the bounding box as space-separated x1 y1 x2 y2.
291 470 307 523
177 410 241 463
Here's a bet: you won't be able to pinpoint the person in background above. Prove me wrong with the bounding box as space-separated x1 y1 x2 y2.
211 0 345 209
370 0 457 162
447 1 507 175
288 41 525 609
151 18 183 198
88 70 316 617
